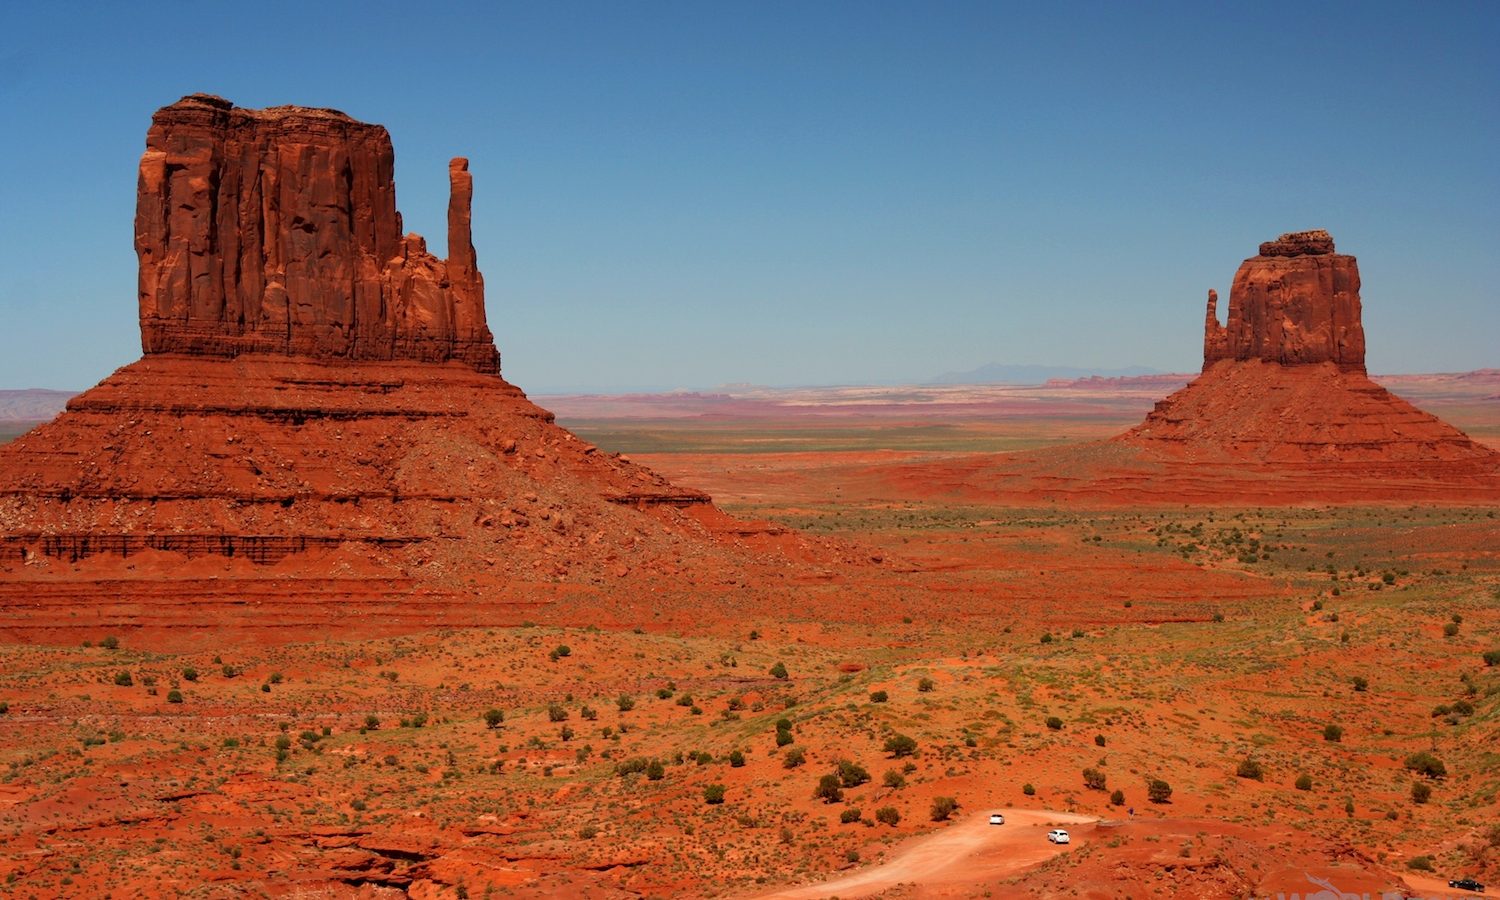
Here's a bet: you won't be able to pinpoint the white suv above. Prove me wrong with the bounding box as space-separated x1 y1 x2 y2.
1046 829 1071 844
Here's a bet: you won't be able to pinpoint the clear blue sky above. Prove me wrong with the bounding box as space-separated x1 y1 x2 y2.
1 1 1496 392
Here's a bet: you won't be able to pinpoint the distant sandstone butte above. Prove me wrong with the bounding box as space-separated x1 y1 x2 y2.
1201 229 1365 372
136 94 498 372
1126 230 1495 467
0 96 833 645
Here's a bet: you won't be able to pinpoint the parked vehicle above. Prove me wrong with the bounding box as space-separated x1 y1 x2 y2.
1448 878 1485 893
988 813 1005 825
1046 829 1070 844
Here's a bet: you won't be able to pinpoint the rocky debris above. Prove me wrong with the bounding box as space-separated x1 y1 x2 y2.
1258 228 1336 257
136 94 499 372
1202 229 1365 371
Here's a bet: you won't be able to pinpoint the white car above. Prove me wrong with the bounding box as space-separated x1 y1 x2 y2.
988 813 1005 825
1046 829 1070 844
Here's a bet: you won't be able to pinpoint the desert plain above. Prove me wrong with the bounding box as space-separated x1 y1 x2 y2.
0 372 1496 898
0 95 1496 900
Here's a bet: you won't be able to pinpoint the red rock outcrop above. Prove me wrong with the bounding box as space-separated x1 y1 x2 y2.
1121 230 1498 482
0 96 850 645
1201 229 1365 372
135 94 498 372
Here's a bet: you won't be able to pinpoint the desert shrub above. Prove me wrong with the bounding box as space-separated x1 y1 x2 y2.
113 671 133 687
1443 622 1460 638
1147 779 1172 803
783 747 807 769
775 729 794 747
1452 699 1474 716
166 689 183 704
181 667 199 682
769 662 789 680
929 796 958 821
703 783 726 805
1082 767 1107 791
647 759 665 780
580 705 598 721
0 702 8 715
1236 758 1265 781
1094 734 1106 747
1351 675 1368 692
547 703 568 722
1022 783 1036 796
617 694 635 712
1040 633 1053 644
1110 789 1125 806
883 734 918 757
1295 774 1313 791
559 725 574 741
550 644 571 660
274 735 292 751
875 806 901 826
917 677 935 693
869 690 889 703
814 774 844 803
579 825 599 839
1045 716 1063 731
1483 649 1500 667
840 807 862 824
837 759 871 787
1404 752 1446 779
656 687 673 699
615 757 649 777
364 715 379 730
675 693 694 707
100 635 119 650
1407 855 1434 872
729 750 746 767
483 708 504 729
1323 724 1343 742
883 769 906 789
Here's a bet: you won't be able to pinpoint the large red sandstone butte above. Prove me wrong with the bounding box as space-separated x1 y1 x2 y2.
1125 229 1494 466
136 94 498 371
833 230 1498 504
0 96 837 645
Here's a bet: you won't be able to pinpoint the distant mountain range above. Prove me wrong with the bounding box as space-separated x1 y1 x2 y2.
926 363 1165 385
0 389 76 421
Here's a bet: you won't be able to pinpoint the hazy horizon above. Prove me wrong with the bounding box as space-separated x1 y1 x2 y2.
2 1 1496 393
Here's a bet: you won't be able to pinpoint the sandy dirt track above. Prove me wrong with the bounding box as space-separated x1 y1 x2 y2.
750 808 1100 899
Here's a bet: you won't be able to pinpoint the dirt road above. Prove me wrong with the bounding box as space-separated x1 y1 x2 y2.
750 808 1100 899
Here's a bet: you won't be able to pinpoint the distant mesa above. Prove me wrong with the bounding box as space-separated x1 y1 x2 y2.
0 95 826 645
1123 229 1494 466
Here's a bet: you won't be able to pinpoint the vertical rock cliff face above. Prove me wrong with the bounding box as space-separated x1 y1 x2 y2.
1201 229 1365 372
135 94 499 372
